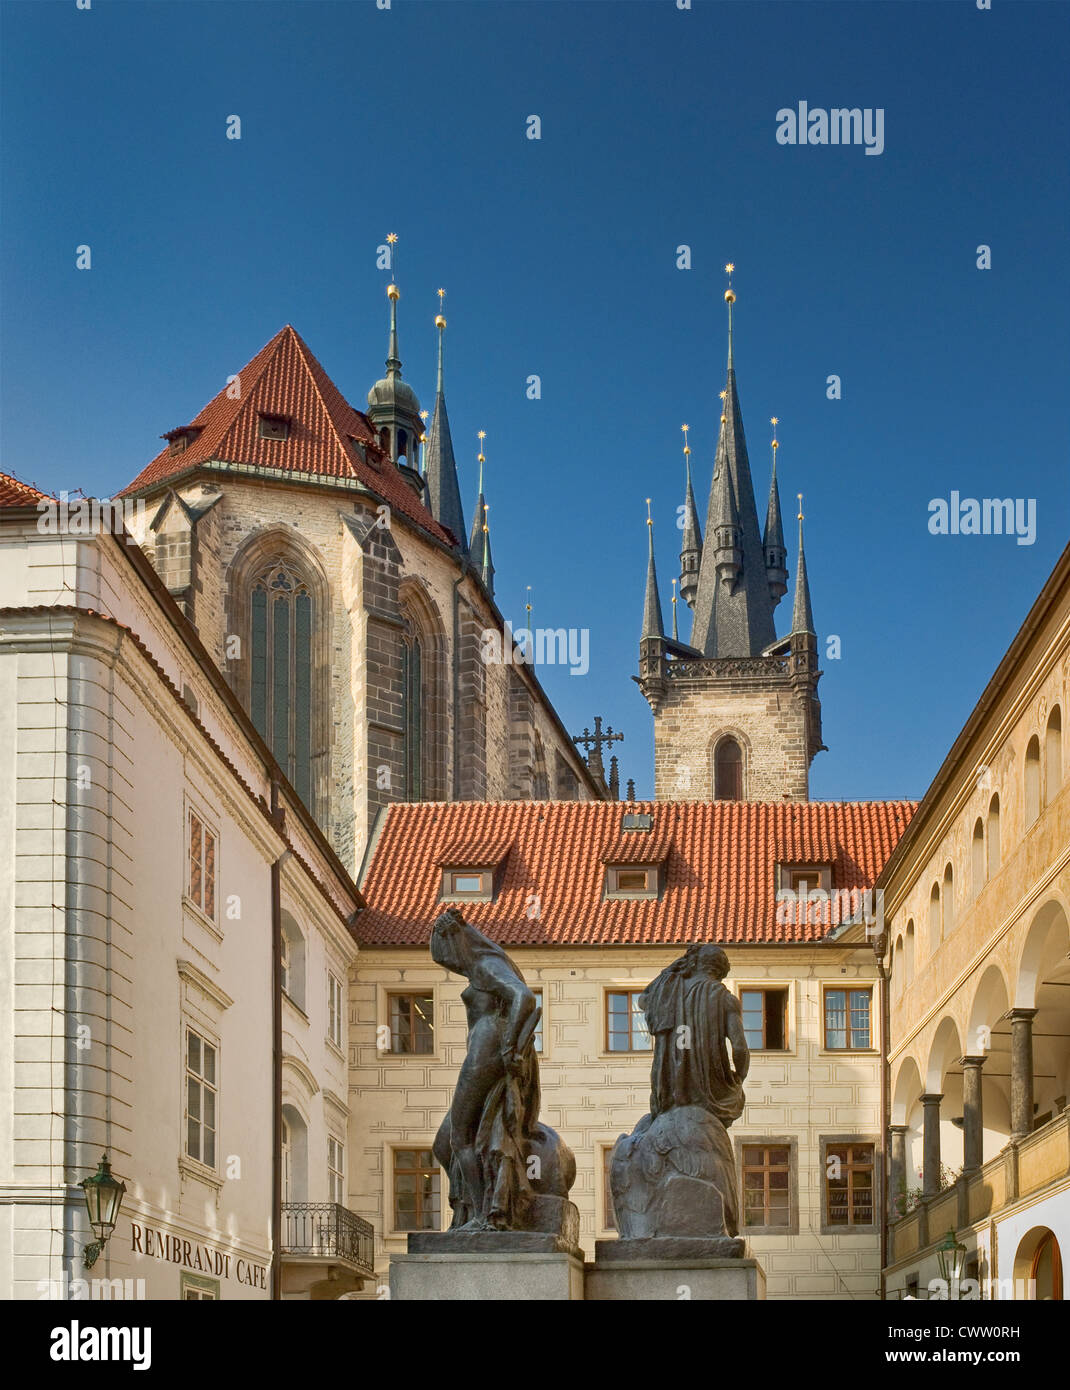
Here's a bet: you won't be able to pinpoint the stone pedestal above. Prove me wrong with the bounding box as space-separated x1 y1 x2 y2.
585 1255 765 1302
390 1249 584 1301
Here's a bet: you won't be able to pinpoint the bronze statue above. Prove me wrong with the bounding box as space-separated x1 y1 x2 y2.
429 908 576 1239
609 943 750 1249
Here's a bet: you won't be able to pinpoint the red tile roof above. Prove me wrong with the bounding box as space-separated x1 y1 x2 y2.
357 799 917 947
119 326 455 546
0 471 53 508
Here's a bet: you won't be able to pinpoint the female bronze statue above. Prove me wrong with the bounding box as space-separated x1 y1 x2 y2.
430 907 574 1233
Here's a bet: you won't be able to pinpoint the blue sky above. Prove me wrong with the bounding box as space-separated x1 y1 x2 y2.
3 0 1067 801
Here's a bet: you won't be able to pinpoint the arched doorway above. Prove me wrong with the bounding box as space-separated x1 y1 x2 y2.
1014 1227 1064 1300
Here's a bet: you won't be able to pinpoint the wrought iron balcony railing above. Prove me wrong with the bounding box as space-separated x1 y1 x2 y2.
281 1202 375 1276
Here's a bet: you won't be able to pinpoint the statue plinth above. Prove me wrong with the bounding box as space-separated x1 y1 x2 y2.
585 1254 766 1302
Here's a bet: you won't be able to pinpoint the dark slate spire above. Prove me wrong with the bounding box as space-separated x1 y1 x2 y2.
641 505 665 640
688 270 778 658
423 308 468 552
791 498 816 636
366 268 422 465
469 433 494 595
679 424 703 610
763 418 788 608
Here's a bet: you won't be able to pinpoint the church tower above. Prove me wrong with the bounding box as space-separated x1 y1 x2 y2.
636 267 825 801
366 271 424 479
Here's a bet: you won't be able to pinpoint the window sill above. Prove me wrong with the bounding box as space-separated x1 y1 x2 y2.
183 896 223 942
283 992 309 1024
819 1047 879 1057
179 1155 223 1194
325 1035 345 1062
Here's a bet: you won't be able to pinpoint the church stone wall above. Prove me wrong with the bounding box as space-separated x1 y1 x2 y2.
653 675 812 801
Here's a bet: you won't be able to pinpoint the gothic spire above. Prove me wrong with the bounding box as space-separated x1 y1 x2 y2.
679 423 703 610
641 501 665 640
423 294 468 551
763 417 788 607
469 432 494 594
791 495 816 636
366 237 422 466
688 266 778 657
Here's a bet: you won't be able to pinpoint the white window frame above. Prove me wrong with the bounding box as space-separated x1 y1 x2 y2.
327 970 344 1049
185 803 219 926
328 1134 345 1205
184 1025 218 1171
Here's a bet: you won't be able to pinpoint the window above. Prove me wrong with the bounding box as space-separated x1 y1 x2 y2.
892 936 903 999
777 863 832 927
328 971 343 1048
1046 706 1062 803
972 818 986 895
825 1142 875 1228
401 629 422 801
389 993 434 1054
714 737 743 801
928 882 941 952
824 988 872 1049
440 868 492 902
328 1135 345 1205
185 1029 217 1169
602 1146 617 1231
606 989 652 1052
393 1149 440 1231
942 864 954 937
169 434 188 455
987 794 1000 877
740 988 788 1050
904 920 915 985
605 865 659 899
250 557 313 808
181 1274 219 1300
531 987 544 1054
280 913 306 1011
187 810 216 919
1025 736 1041 825
258 413 290 441
741 1145 791 1229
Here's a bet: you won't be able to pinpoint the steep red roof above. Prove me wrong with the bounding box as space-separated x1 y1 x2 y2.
357 799 917 947
0 471 53 508
120 326 454 545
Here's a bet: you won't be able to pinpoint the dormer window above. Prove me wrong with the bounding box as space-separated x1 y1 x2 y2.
776 862 833 927
605 864 660 899
162 425 201 455
258 413 290 441
441 868 493 902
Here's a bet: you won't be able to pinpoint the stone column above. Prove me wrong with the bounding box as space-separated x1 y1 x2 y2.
961 1055 986 1173
1008 1009 1037 1141
889 1125 909 1220
921 1094 943 1197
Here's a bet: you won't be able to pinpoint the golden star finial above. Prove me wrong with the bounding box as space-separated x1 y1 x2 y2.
724 261 736 305
386 232 398 244
771 416 779 451
797 491 804 521
420 409 429 422
681 423 690 456
646 497 653 527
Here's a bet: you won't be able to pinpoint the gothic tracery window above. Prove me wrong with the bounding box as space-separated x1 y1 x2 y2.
250 557 313 807
401 623 422 802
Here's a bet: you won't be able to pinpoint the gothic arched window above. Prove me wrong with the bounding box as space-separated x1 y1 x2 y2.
714 737 743 801
401 627 422 802
250 557 313 806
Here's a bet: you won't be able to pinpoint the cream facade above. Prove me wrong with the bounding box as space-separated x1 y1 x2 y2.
0 511 367 1301
883 543 1070 1300
348 938 884 1299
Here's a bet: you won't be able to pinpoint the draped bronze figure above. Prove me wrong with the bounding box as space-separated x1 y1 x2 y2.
609 943 750 1250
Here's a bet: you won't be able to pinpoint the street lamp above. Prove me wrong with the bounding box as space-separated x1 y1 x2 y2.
936 1227 968 1295
80 1153 126 1269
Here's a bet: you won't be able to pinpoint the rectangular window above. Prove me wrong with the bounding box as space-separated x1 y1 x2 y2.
328 971 343 1048
393 1149 440 1231
440 868 492 901
328 1135 345 1205
602 1146 617 1231
605 866 658 899
739 988 788 1050
605 989 652 1052
389 993 434 1054
185 1028 217 1169
825 1142 875 1227
181 1274 219 1300
742 1144 792 1229
824 988 872 1049
187 810 216 919
258 414 290 440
